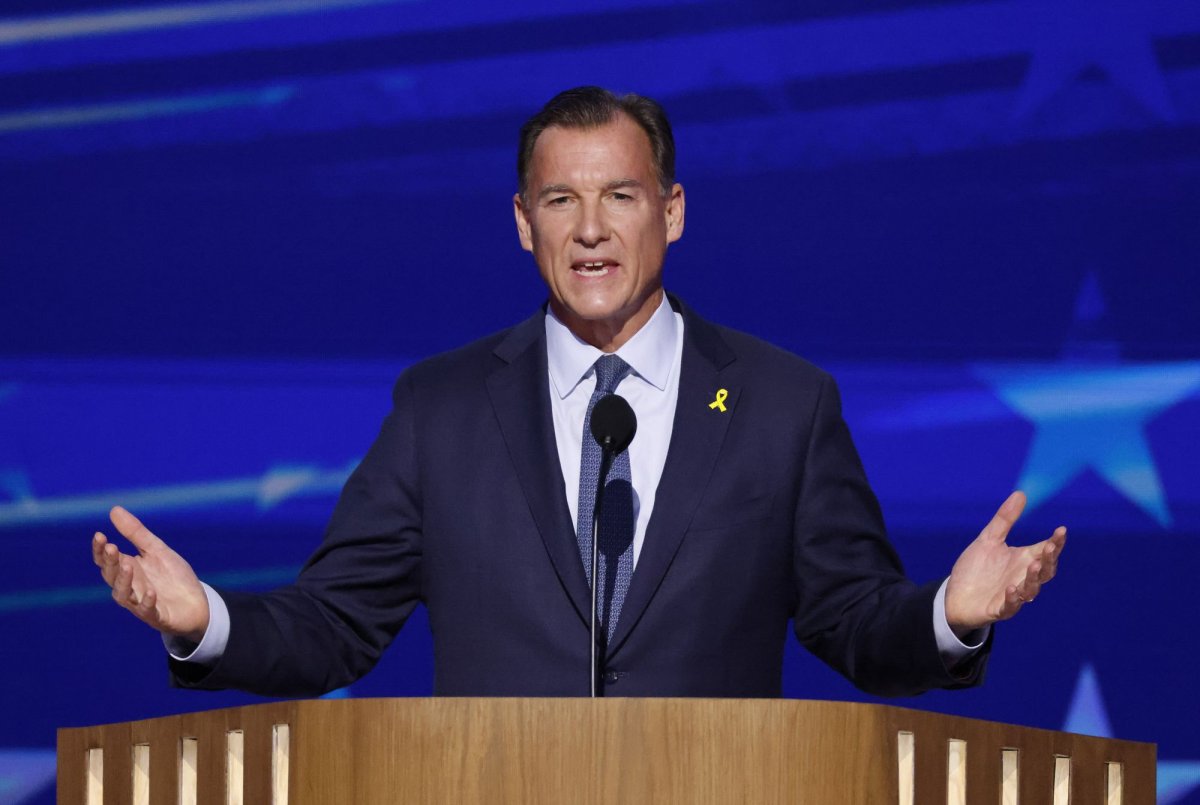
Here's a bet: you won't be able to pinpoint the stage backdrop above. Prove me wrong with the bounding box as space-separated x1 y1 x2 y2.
2 2 1198 802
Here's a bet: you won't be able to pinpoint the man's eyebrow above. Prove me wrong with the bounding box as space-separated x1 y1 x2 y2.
605 179 642 192
535 179 644 199
536 183 572 199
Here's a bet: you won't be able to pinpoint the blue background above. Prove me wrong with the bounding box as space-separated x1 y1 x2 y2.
1 1 1199 802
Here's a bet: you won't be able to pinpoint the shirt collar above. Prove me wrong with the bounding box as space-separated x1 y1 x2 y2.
546 294 678 400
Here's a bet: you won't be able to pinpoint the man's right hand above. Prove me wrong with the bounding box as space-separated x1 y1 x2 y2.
92 506 210 643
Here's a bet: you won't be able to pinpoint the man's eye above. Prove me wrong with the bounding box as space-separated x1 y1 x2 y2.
611 193 633 202
547 196 571 207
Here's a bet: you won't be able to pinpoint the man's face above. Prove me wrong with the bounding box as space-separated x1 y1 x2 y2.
514 114 685 351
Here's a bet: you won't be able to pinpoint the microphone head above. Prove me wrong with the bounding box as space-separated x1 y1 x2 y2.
590 394 637 455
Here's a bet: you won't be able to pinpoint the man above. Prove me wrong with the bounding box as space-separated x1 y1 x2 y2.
93 87 1064 697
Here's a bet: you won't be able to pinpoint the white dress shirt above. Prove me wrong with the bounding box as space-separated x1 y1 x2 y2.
545 294 683 566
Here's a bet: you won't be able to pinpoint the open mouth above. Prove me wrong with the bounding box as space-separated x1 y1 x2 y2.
573 260 616 277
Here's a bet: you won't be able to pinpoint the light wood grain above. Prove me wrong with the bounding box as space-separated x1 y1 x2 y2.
84 748 101 805
57 698 1157 805
226 729 244 805
1002 747 1020 805
1053 755 1071 805
947 738 967 805
897 730 914 805
131 743 149 805
1108 761 1124 805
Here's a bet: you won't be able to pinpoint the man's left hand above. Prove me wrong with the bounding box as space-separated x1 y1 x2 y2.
944 491 1066 638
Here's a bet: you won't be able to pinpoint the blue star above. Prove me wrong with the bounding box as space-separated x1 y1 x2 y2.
1161 764 1200 805
1013 0 1176 122
1062 665 1200 805
0 749 56 804
869 274 1198 527
974 361 1200 527
1062 662 1113 737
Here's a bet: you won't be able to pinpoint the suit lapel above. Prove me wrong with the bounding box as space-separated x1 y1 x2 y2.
608 301 740 654
486 311 593 625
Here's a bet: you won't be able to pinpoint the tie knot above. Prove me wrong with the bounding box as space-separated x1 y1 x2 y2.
593 354 631 395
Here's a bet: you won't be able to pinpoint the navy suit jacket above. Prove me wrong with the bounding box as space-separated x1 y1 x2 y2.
173 296 987 697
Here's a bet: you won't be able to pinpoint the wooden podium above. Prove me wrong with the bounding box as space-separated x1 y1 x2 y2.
58 698 1154 804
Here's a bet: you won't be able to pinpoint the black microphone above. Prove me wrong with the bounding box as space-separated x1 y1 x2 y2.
588 393 637 697
591 393 637 455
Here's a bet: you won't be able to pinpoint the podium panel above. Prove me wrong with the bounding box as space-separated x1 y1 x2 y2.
58 698 1155 804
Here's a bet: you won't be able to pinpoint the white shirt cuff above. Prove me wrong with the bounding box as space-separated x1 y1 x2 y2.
934 578 989 666
162 582 230 666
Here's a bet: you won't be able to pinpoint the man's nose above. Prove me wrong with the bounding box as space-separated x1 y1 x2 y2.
572 201 610 247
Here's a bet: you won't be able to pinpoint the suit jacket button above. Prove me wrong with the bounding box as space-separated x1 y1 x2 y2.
604 670 622 684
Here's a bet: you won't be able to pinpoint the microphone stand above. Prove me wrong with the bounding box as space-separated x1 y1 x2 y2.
585 391 636 699
590 441 616 698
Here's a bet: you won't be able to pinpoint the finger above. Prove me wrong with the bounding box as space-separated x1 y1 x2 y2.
1030 527 1066 583
1038 526 1067 556
981 491 1027 543
1001 584 1024 619
1036 558 1055 584
1014 556 1046 602
134 587 161 626
117 561 150 610
1037 541 1060 582
92 533 108 567
112 556 135 605
109 506 165 555
1049 526 1067 553
98 542 122 587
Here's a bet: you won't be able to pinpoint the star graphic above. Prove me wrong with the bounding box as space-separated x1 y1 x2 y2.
866 274 1200 528
973 271 1200 527
1013 0 1176 122
0 749 56 804
1062 664 1200 805
1061 662 1114 737
973 360 1200 527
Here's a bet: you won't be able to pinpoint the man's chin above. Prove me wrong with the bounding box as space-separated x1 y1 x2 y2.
551 299 662 351
555 288 661 324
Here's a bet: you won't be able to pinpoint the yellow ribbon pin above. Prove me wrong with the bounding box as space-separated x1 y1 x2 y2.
708 388 728 412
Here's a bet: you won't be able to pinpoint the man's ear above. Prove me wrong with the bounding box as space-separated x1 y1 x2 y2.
665 183 685 244
513 193 534 252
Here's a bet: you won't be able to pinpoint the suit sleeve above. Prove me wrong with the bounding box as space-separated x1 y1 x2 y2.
170 371 424 696
790 373 989 696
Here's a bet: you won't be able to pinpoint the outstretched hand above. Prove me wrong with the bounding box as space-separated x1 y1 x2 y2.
92 506 209 642
944 491 1066 636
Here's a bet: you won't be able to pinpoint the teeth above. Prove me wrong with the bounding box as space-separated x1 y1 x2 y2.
575 260 611 276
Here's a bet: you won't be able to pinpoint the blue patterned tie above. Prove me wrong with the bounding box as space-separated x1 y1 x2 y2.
576 354 635 642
